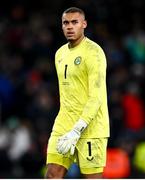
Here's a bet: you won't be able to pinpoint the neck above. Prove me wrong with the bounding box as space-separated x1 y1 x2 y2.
68 35 85 48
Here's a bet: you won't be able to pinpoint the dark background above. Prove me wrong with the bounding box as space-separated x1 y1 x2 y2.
0 0 145 178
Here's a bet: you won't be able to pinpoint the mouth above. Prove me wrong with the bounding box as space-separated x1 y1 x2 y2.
66 32 75 37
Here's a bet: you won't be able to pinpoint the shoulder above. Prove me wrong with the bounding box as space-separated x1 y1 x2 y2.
55 43 68 57
85 37 105 55
84 38 107 66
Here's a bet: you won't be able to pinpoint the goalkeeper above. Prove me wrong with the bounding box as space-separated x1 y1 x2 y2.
45 7 110 179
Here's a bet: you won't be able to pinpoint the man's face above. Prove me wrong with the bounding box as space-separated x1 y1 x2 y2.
62 12 87 41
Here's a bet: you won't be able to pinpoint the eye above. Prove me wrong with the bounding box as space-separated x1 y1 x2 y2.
63 21 69 25
72 20 78 25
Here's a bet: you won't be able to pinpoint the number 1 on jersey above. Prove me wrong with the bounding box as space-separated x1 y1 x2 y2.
64 64 68 79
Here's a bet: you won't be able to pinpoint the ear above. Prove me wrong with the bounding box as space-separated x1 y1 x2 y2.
83 20 87 29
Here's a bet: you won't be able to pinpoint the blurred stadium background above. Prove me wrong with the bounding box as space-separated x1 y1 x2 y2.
0 0 145 178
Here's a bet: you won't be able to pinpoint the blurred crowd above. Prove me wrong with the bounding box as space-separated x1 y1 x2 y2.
0 0 145 178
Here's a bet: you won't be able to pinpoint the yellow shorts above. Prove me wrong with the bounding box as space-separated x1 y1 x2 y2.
46 136 108 174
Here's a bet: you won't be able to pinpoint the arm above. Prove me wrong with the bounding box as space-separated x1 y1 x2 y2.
80 46 107 124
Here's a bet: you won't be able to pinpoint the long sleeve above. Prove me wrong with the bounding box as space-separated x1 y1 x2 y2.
80 46 107 124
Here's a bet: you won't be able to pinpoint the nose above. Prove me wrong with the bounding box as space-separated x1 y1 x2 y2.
67 22 73 29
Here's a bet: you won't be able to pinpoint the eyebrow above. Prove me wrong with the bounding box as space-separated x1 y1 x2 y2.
62 19 78 23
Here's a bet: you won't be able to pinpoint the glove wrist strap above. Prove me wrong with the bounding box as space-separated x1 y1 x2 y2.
73 119 87 133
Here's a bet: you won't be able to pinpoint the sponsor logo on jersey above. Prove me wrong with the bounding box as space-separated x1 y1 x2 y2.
58 59 63 63
74 56 81 65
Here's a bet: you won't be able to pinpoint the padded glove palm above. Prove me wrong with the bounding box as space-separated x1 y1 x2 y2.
56 119 87 155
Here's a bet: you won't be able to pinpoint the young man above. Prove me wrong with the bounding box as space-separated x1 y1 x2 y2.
45 7 110 179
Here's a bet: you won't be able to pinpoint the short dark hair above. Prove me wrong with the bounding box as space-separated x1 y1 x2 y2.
62 7 85 19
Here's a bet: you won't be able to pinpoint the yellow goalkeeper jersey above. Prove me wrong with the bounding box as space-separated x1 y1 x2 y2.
51 37 110 138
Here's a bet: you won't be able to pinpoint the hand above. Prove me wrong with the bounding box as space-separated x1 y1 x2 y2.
56 119 87 155
57 129 80 155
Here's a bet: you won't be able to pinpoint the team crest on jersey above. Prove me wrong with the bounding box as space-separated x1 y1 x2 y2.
74 56 81 65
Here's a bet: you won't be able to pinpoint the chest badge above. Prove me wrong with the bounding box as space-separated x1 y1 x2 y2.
74 56 82 65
